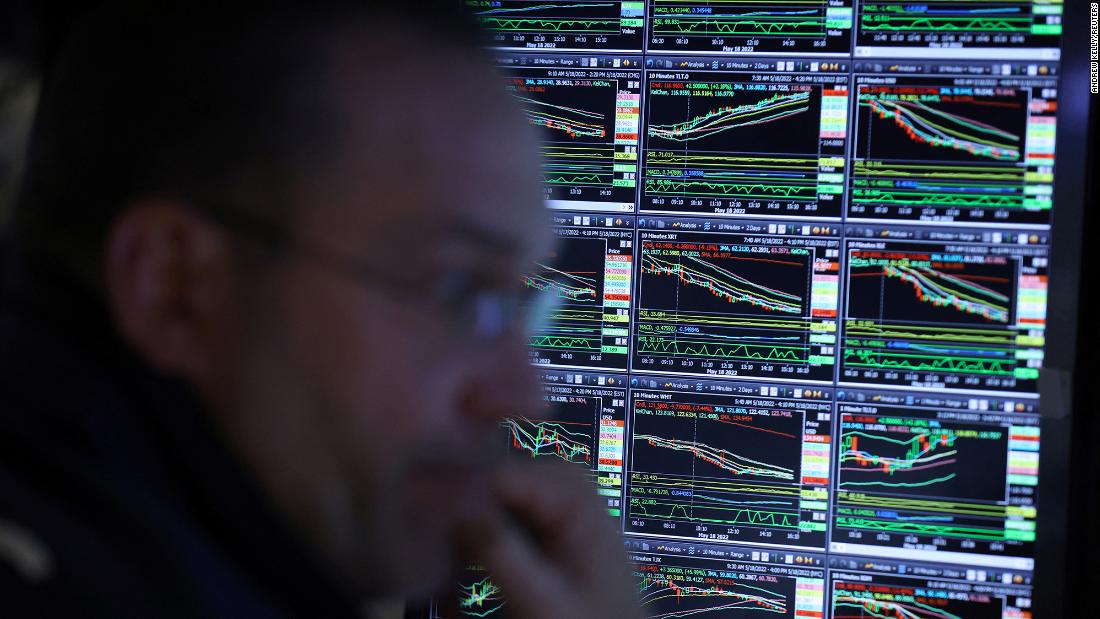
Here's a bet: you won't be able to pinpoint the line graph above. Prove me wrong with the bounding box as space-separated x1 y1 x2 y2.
832 588 964 619
470 1 645 51
642 73 847 218
648 91 811 142
516 95 608 139
831 579 1009 619
840 430 959 482
624 390 831 547
634 434 796 480
638 571 789 617
525 263 598 302
641 252 804 315
848 78 1055 225
629 399 801 482
526 236 607 363
648 0 854 54
633 230 838 381
839 241 1046 392
459 576 506 618
541 145 615 188
501 65 639 211
526 224 632 370
503 417 593 464
505 375 628 516
860 95 1022 162
849 259 1013 325
831 406 1040 560
855 0 1063 54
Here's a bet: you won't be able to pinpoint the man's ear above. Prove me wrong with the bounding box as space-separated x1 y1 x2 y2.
103 199 234 377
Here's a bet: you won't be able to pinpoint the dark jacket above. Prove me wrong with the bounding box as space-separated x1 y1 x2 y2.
0 248 373 617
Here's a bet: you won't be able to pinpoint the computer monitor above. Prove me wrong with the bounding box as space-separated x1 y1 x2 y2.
453 2 1091 617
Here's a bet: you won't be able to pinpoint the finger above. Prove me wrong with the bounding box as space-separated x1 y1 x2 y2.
485 464 645 619
458 508 583 619
494 463 622 569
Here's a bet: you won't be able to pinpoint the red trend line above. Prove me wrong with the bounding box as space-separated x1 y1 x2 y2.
721 255 805 268
711 417 798 439
965 100 1024 108
850 272 1008 283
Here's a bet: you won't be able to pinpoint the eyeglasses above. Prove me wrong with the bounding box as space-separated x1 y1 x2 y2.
194 202 561 345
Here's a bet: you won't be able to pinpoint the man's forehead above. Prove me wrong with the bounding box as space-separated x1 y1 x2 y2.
295 39 551 263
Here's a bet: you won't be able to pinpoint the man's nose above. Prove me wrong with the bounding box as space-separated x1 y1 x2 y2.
458 330 542 426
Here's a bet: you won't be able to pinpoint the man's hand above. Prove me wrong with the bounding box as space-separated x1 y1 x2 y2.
459 462 642 619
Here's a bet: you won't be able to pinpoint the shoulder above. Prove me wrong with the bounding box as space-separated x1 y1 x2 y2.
0 457 194 618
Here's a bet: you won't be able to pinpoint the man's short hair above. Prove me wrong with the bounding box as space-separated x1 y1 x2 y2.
10 2 481 290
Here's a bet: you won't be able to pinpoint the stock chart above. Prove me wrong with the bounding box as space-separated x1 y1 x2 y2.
830 390 1039 569
848 69 1058 226
646 0 854 54
505 370 628 515
629 540 826 619
829 564 1034 619
527 214 633 370
470 7 1070 614
633 219 839 381
855 0 1063 58
625 381 832 548
840 226 1048 393
500 56 641 213
642 66 849 219
454 565 509 618
469 1 645 51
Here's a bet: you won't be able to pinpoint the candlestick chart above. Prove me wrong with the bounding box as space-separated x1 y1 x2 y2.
855 0 1063 55
647 0 854 54
831 401 1039 561
624 391 830 548
503 416 593 464
837 415 1008 499
468 1 645 51
848 81 1055 225
451 565 509 619
526 223 632 370
830 577 1017 619
642 74 848 218
635 563 791 617
526 237 606 363
840 241 1046 393
633 229 838 382
502 66 640 212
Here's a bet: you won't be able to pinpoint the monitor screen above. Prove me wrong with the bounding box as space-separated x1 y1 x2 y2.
452 2 1089 616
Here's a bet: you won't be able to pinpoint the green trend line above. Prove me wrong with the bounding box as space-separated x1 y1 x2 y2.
631 499 800 528
862 96 1021 161
835 516 1008 540
862 16 1032 33
635 434 795 480
843 348 1013 375
459 577 505 618
649 91 811 142
833 590 964 619
839 472 957 488
479 17 620 32
645 178 817 199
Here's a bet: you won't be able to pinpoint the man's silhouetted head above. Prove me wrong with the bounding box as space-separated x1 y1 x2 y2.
10 1 552 599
